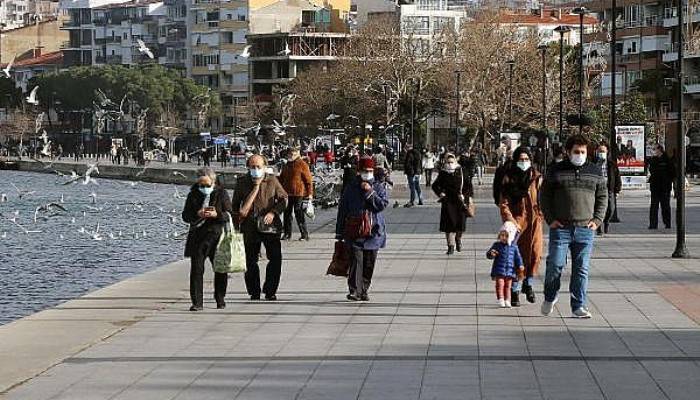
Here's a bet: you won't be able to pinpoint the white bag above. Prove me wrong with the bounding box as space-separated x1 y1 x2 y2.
304 200 315 220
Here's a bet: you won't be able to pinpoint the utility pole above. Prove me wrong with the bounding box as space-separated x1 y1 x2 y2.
538 44 548 174
673 0 689 258
554 26 571 143
610 0 617 153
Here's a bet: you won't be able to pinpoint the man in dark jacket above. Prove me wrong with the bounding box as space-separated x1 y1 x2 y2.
647 144 675 229
540 134 607 319
403 144 423 207
595 143 621 235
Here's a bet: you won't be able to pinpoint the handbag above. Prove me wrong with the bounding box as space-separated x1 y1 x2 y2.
459 168 476 218
344 211 372 240
326 240 350 277
213 213 247 274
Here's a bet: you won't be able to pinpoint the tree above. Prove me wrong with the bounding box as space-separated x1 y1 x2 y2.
589 91 648 143
0 77 22 109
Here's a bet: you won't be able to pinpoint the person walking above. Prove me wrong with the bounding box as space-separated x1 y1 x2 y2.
403 144 423 207
540 135 607 319
232 155 288 301
422 147 437 188
340 146 359 190
647 144 675 230
498 146 544 307
473 147 486 185
336 157 389 301
431 153 473 255
181 167 233 311
487 226 524 308
220 147 229 168
279 147 313 241
594 143 621 235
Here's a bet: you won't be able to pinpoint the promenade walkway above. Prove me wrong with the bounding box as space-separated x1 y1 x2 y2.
2 185 700 399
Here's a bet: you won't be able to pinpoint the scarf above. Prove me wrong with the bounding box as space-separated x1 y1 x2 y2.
503 166 532 203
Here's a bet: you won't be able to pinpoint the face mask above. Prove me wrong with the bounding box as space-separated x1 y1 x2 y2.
516 161 531 171
360 172 374 181
445 163 457 172
198 186 214 196
597 152 607 161
249 168 264 179
570 153 587 167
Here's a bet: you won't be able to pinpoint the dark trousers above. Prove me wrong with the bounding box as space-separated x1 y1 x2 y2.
650 190 671 228
283 196 308 237
348 247 378 296
244 232 283 297
190 234 228 308
599 191 616 233
424 168 433 187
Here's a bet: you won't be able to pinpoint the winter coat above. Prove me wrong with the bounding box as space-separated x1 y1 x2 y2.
648 153 675 193
499 168 544 280
182 186 232 258
431 168 473 233
404 149 423 176
487 241 523 279
279 158 313 198
335 176 389 250
231 173 288 236
596 159 622 194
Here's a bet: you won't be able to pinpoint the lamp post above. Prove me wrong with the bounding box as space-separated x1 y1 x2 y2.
673 0 689 258
554 25 571 143
610 0 618 154
620 64 628 103
506 59 515 128
454 70 463 151
571 6 589 134
538 43 548 173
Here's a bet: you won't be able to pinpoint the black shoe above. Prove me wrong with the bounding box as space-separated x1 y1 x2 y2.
522 285 536 304
665 225 671 229
648 226 658 230
347 293 360 301
510 292 521 307
360 294 370 301
189 305 203 311
456 240 462 252
299 234 309 241
604 223 609 234
250 295 261 301
281 234 292 241
418 200 424 205
610 217 621 223
404 202 414 208
446 245 454 255
216 301 226 309
265 294 277 301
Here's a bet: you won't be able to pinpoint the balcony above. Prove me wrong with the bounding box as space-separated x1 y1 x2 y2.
685 76 700 94
663 43 700 62
663 6 700 27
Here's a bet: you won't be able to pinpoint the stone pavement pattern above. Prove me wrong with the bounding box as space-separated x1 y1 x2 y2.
2 185 700 400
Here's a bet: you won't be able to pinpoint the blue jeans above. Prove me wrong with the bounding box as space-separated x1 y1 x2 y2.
512 276 534 292
407 175 422 204
544 226 595 312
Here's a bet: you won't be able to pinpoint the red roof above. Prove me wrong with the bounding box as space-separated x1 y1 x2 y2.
2 51 63 68
497 10 598 26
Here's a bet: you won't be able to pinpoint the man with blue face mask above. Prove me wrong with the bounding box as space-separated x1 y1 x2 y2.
232 155 289 301
540 134 608 319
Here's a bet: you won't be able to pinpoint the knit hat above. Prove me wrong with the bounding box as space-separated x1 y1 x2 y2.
500 221 520 245
358 156 375 170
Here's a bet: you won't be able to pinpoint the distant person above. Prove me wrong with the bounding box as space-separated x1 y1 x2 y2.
473 147 487 185
594 143 621 235
340 146 359 190
181 167 232 311
335 157 389 302
432 153 473 254
487 225 524 308
540 134 607 319
232 155 288 301
403 144 423 207
279 147 313 241
647 144 675 230
422 147 437 187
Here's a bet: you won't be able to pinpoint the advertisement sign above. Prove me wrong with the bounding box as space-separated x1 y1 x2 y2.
614 125 646 189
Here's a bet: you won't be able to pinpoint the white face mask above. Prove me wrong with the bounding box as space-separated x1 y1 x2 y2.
570 153 587 167
597 152 607 160
445 163 457 172
360 172 374 181
516 161 531 171
249 168 264 178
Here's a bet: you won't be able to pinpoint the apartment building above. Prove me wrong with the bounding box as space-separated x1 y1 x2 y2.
1 0 30 30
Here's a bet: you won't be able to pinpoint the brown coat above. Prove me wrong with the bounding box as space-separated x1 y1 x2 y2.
499 170 544 280
279 158 313 197
232 174 288 235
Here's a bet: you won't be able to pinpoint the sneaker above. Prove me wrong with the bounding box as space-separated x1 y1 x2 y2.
504 301 512 308
498 299 506 307
541 297 558 316
572 307 592 319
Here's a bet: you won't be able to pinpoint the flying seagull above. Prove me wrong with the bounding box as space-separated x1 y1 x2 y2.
137 39 155 59
2 55 14 79
240 45 251 58
26 86 39 105
278 42 291 56
10 183 35 199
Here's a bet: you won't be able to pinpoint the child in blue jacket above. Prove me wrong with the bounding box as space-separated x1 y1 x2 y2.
487 228 524 308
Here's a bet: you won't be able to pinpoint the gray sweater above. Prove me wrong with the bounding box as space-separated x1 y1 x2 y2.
540 160 608 227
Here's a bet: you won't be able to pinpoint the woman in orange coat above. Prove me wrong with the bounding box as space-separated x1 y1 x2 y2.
498 146 544 307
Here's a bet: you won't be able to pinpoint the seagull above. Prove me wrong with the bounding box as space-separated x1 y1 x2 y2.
135 166 148 177
26 86 39 105
240 45 251 58
2 55 14 79
11 183 35 199
173 186 183 199
83 163 100 185
278 42 291 56
1 194 7 203
172 171 187 178
31 156 54 169
34 203 67 223
136 39 155 59
87 222 102 241
59 194 64 203
89 192 97 204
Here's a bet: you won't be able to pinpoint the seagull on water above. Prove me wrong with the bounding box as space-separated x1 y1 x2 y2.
34 203 67 223
89 192 97 204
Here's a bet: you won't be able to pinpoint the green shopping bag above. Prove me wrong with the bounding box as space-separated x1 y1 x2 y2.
213 213 247 274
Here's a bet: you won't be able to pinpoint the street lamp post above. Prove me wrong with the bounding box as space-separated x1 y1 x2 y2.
507 60 515 128
610 0 617 154
538 44 548 173
571 6 589 134
620 64 628 103
454 70 463 151
673 0 689 258
554 25 571 143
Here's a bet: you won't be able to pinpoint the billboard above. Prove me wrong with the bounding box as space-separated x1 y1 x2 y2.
614 125 646 189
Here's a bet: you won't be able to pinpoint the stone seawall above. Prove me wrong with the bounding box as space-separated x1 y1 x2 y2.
14 161 243 189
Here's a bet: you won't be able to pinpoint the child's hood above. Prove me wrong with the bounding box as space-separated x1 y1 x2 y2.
500 221 519 246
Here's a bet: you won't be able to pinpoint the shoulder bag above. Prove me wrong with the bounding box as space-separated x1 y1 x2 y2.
460 168 476 218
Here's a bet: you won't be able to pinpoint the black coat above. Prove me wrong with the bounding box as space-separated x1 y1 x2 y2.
182 186 232 258
648 153 675 193
432 168 474 233
404 149 423 176
597 159 622 194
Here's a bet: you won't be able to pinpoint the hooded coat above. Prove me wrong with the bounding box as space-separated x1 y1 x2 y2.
431 167 474 233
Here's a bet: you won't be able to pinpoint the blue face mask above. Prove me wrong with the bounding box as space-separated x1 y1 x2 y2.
249 168 264 179
198 186 214 196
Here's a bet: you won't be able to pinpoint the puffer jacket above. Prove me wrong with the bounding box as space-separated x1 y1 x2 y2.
487 241 523 279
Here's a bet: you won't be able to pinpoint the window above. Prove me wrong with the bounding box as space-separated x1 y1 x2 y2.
207 11 218 21
192 54 220 66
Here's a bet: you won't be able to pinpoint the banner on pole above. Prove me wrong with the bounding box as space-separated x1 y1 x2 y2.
614 125 646 189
